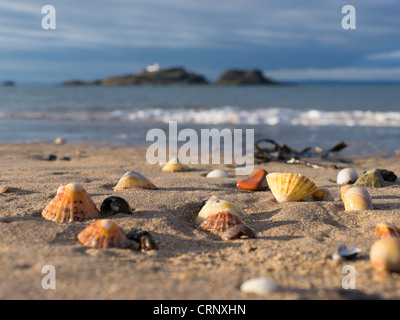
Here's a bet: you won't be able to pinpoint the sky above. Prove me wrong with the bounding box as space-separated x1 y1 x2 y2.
1 0 400 84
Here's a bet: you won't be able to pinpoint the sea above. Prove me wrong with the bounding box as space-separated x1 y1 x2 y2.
0 84 399 156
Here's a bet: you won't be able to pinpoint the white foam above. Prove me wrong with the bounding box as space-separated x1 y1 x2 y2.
2 106 400 127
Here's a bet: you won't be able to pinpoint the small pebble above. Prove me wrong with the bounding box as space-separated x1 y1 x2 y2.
48 154 57 161
240 277 277 295
237 169 269 191
206 169 230 178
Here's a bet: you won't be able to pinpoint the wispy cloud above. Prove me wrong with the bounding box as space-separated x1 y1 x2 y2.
367 50 400 60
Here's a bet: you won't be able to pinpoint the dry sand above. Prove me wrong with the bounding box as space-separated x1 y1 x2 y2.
0 142 400 300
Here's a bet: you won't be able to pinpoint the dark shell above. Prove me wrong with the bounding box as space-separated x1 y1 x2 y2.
333 244 361 260
222 224 257 241
100 196 132 216
126 228 157 251
376 169 397 182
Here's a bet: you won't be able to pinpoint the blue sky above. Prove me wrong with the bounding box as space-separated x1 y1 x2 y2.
1 0 400 84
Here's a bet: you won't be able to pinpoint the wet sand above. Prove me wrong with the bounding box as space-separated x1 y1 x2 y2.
0 142 400 300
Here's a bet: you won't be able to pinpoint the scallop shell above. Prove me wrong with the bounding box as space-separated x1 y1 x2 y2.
206 169 230 178
197 209 244 233
336 168 358 185
353 169 387 188
370 237 400 273
77 219 131 249
114 171 157 191
373 222 400 238
311 188 334 201
42 183 100 223
161 158 191 172
343 186 373 211
196 195 247 224
266 172 317 203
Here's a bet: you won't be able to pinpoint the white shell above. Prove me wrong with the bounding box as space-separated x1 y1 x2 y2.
240 277 277 295
337 168 358 185
206 169 230 178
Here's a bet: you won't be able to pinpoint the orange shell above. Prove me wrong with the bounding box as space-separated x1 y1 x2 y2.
198 209 244 233
77 219 131 249
42 183 100 223
373 222 400 239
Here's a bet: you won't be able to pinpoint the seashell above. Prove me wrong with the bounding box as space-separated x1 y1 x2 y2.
100 196 132 216
376 169 397 182
236 169 269 191
126 229 157 251
266 172 317 203
196 195 247 224
343 186 373 211
353 169 387 188
77 219 131 249
240 277 277 295
54 137 66 145
336 168 358 185
332 244 361 261
311 188 334 201
373 222 400 238
222 224 257 241
42 183 100 223
161 158 191 172
370 238 400 273
198 209 244 233
114 171 157 191
0 186 19 194
340 185 353 202
206 169 230 178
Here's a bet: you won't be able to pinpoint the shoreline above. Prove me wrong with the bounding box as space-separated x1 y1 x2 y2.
1 142 400 300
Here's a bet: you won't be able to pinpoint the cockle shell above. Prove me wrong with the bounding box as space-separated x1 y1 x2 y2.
373 222 400 238
354 169 387 188
311 188 334 201
196 195 247 224
114 171 157 191
340 185 353 202
198 209 244 233
161 158 191 172
343 186 373 211
370 237 400 273
42 183 100 223
206 169 230 178
77 219 131 249
266 172 317 203
337 168 358 185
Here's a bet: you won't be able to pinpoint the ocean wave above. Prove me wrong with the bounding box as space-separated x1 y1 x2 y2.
1 106 400 127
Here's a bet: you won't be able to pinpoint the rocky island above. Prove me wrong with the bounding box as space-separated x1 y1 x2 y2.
215 69 279 85
63 67 209 86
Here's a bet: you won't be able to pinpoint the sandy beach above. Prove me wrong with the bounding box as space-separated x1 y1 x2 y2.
0 142 400 300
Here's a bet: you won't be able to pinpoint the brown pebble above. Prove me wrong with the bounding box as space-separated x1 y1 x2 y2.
222 224 257 240
237 169 269 191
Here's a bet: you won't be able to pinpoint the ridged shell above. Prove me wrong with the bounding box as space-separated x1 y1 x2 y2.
114 171 157 191
370 238 400 273
198 209 244 233
353 169 387 188
311 188 334 201
373 222 400 238
77 219 131 249
162 158 191 172
196 195 247 224
266 172 317 203
336 168 358 185
343 186 373 211
42 183 100 223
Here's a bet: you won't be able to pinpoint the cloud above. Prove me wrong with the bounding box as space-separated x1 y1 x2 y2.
266 67 400 81
367 50 400 60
